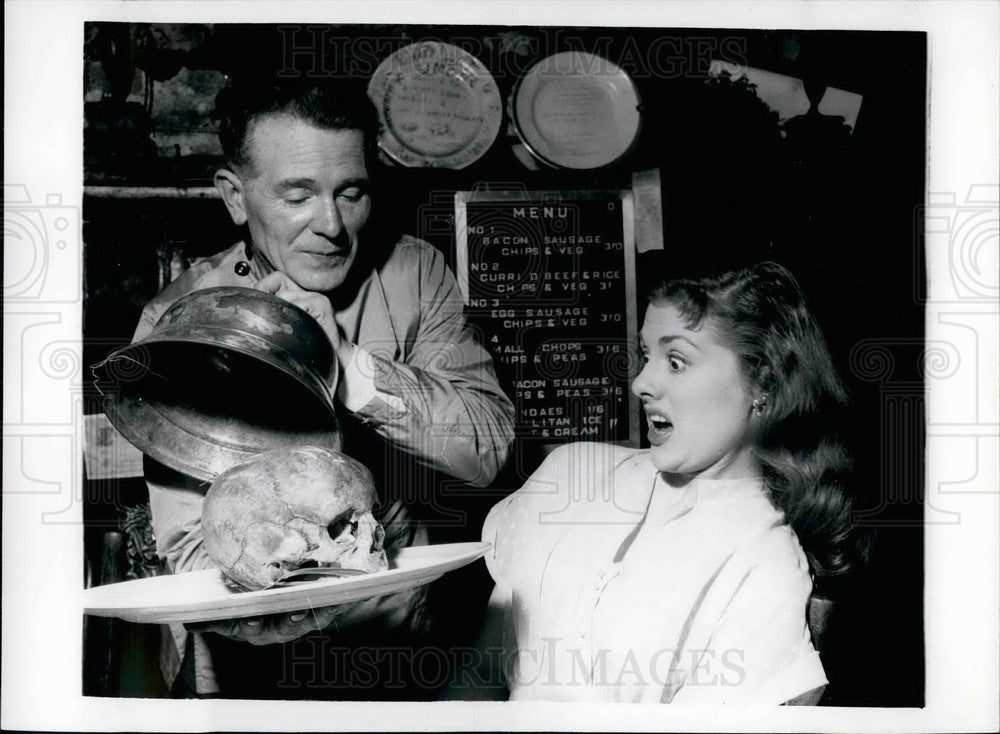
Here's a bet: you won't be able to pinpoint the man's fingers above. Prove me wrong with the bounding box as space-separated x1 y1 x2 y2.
184 607 342 645
250 270 343 356
254 272 324 319
254 270 301 294
185 618 239 637
236 619 264 642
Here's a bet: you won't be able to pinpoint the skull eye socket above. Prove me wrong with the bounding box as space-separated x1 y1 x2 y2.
327 512 359 540
371 524 385 553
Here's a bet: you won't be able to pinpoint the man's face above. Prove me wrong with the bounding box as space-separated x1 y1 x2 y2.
226 114 372 293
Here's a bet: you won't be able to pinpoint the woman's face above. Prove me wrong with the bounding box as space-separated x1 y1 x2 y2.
632 301 760 480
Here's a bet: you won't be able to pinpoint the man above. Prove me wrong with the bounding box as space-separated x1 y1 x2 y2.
134 78 515 698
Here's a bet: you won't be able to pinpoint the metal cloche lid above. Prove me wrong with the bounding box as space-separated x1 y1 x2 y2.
92 286 342 482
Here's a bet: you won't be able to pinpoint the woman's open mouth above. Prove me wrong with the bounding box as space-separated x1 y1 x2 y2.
646 413 673 444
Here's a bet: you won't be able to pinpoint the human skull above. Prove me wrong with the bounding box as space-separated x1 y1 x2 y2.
202 446 388 591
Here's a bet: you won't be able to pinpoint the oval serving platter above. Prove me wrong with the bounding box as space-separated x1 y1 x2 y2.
83 542 490 624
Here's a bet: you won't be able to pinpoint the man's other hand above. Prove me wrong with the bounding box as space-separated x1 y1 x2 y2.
255 271 355 383
185 606 341 646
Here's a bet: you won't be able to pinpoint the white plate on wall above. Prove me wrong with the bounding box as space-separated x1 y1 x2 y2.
83 542 490 624
367 41 503 168
511 51 641 169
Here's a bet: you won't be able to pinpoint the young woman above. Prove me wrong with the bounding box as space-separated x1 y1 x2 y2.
455 262 863 704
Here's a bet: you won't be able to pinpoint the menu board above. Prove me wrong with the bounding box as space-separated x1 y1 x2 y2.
456 188 640 447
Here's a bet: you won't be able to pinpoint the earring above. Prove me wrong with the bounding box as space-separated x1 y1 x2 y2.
752 395 769 415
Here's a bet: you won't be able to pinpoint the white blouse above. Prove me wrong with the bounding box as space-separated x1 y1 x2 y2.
482 442 827 704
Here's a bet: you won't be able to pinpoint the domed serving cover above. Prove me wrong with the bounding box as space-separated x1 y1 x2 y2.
92 286 342 481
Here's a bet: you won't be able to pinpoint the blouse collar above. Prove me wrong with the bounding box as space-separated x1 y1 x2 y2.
683 475 768 503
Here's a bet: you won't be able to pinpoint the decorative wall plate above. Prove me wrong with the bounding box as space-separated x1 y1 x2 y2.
367 41 503 168
511 51 641 169
83 542 490 623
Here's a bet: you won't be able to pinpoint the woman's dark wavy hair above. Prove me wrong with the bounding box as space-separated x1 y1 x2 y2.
214 75 379 172
649 262 867 593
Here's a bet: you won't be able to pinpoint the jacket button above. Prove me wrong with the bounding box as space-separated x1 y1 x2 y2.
234 261 250 276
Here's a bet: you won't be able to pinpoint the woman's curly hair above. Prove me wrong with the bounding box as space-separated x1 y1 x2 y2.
649 262 869 594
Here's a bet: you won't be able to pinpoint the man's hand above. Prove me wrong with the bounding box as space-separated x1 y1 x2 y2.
254 271 354 382
185 606 341 646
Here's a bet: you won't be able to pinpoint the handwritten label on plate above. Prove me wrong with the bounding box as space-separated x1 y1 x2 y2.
369 42 502 168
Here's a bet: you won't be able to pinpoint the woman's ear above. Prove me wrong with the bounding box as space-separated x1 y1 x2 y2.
744 362 774 414
753 361 774 392
214 167 248 226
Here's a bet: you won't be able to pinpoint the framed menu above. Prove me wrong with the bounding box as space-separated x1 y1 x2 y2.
456 187 640 448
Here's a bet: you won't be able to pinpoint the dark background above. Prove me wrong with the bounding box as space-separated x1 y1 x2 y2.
83 23 926 705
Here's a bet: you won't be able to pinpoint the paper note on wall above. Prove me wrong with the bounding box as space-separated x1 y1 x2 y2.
632 168 664 253
709 60 863 132
84 413 144 480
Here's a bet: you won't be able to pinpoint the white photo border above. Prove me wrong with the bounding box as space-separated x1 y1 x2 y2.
3 1 998 732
